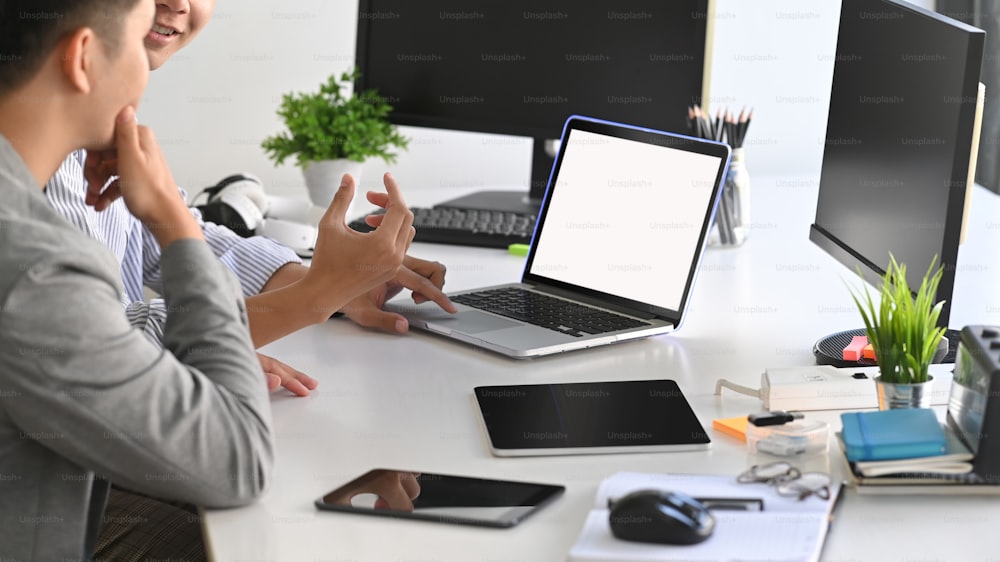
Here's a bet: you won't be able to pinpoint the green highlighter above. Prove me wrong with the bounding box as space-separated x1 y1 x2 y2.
507 243 530 257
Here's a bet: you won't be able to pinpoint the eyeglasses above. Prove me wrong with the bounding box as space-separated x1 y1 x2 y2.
737 461 831 501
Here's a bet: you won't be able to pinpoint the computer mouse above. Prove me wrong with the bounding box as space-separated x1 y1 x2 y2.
608 489 715 545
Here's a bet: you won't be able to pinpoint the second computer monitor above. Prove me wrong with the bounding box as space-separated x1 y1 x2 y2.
812 0 985 329
354 1 710 207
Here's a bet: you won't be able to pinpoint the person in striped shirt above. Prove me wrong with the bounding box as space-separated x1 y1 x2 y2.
46 0 457 398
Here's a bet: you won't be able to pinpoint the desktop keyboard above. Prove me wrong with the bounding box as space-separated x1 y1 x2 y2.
452 287 649 337
348 206 535 248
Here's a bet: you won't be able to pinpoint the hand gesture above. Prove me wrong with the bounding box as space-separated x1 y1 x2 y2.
304 172 415 307
341 255 456 333
84 106 200 246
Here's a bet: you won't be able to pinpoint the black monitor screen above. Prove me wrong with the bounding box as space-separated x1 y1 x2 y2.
355 1 708 199
811 0 985 326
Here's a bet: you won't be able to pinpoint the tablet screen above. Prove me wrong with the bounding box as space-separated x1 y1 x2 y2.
474 380 710 456
315 469 564 527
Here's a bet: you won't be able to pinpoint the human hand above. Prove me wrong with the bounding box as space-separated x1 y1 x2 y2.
258 353 318 396
305 172 415 307
358 192 451 307
341 255 456 333
84 106 199 245
324 469 422 511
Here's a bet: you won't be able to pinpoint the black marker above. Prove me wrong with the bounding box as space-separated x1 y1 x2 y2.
747 411 805 427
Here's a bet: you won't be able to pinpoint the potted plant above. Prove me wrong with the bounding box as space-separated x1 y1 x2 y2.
848 254 946 410
261 67 409 209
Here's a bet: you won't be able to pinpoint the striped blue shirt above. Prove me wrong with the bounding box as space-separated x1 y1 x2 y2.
45 150 301 342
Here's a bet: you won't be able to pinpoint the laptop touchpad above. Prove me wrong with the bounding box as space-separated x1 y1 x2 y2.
447 311 521 334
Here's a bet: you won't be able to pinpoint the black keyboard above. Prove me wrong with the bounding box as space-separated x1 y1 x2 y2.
348 206 535 248
451 287 649 338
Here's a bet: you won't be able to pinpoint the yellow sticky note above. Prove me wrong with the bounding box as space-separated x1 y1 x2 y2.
712 416 749 442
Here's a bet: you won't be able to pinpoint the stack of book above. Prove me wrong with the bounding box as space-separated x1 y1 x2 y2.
837 408 997 494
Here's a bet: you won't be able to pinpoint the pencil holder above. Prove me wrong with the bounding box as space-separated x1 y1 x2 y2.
709 148 750 247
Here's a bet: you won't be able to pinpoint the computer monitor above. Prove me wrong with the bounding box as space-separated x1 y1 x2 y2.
810 0 985 366
354 0 710 215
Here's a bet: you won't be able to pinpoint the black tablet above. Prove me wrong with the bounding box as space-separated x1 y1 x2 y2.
315 469 564 528
474 379 710 456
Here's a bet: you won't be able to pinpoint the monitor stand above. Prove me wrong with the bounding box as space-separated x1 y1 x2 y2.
431 136 558 217
813 327 959 368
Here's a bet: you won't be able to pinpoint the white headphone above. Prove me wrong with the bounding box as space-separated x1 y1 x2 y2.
193 173 317 255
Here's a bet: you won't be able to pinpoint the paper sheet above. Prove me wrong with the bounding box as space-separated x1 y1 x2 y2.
567 471 840 562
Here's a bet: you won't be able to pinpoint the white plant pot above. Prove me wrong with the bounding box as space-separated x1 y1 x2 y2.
302 159 364 214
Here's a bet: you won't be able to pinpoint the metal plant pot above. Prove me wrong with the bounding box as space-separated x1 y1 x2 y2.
874 375 934 410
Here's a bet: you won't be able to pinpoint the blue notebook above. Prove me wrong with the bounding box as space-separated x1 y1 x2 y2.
840 408 947 462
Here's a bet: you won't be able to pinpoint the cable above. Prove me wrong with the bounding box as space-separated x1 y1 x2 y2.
713 378 762 399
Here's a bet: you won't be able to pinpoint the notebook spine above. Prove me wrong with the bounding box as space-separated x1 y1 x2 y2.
851 465 984 484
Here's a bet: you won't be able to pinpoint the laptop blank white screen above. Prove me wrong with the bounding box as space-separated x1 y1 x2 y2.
528 129 722 312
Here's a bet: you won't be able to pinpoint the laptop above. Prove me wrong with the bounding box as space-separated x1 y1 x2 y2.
387 115 731 358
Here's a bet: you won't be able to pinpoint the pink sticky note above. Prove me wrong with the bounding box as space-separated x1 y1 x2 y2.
843 335 868 361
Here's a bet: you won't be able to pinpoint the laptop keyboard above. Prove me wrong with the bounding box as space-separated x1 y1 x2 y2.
452 287 650 337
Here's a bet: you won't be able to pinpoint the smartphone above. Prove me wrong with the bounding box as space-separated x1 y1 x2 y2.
314 468 565 528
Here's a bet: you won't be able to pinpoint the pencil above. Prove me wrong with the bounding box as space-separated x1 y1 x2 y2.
740 109 753 145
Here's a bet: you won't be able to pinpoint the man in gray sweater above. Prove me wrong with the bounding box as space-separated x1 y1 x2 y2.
0 0 416 559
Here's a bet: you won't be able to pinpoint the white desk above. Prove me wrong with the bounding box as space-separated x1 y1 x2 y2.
203 178 1000 561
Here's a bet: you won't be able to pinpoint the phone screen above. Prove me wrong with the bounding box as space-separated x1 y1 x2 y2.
314 469 565 528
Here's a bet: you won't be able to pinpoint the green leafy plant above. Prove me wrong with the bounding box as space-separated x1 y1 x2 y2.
261 68 408 168
847 255 946 384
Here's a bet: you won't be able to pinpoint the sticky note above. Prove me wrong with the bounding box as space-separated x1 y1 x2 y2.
862 343 876 360
842 335 868 361
712 416 749 442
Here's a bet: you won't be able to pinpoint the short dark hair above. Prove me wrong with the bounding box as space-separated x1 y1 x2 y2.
0 0 143 97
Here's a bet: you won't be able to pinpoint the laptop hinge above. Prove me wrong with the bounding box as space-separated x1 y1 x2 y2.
526 281 663 321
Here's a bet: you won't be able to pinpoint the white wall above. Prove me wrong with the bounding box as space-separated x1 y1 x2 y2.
140 0 933 199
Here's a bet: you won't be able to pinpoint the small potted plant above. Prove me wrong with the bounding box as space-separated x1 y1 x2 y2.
848 254 946 410
261 67 409 209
